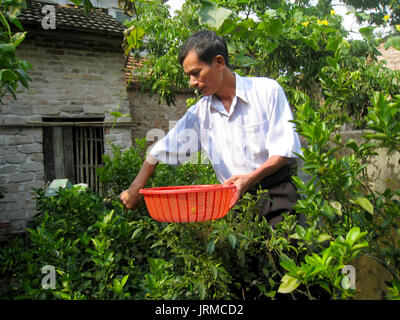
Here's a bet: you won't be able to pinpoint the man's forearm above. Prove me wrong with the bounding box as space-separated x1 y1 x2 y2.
120 158 158 210
130 159 158 190
246 155 290 188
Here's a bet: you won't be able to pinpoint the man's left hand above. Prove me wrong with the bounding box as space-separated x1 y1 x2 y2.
223 174 253 210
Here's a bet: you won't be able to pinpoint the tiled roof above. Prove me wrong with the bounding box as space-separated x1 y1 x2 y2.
18 1 125 36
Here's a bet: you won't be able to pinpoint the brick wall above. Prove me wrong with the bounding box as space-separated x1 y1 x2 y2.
128 88 192 144
0 29 130 236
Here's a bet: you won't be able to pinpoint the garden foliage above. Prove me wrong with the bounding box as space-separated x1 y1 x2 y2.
0 0 32 102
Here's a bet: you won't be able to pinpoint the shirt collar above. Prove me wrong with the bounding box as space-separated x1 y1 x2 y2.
234 73 249 104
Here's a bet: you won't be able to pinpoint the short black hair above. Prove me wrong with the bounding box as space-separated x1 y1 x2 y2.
178 30 230 68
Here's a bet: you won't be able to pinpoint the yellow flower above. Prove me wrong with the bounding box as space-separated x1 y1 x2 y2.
330 10 336 15
384 15 390 22
317 19 329 26
302 21 310 27
396 25 400 32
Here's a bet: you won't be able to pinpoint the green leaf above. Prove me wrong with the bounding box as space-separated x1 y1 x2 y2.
385 36 400 51
351 241 369 251
228 234 237 249
83 0 93 16
125 26 145 50
11 31 26 47
211 265 218 280
197 281 206 299
278 274 301 294
345 227 364 247
353 197 373 214
326 56 338 68
264 18 283 37
131 227 143 239
0 69 17 82
0 43 16 53
264 9 277 18
280 254 298 274
359 26 375 40
330 201 342 216
234 55 255 67
145 274 157 290
317 233 331 243
10 17 24 31
206 239 215 255
120 274 129 288
300 37 320 51
15 68 30 88
345 139 359 152
113 278 122 292
295 225 306 239
110 111 123 119
326 35 342 52
69 0 82 5
321 201 336 221
150 239 164 249
199 5 232 30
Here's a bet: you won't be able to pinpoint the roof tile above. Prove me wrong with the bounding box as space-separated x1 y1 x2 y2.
19 1 125 36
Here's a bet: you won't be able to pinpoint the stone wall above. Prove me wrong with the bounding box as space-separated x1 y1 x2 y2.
0 28 131 236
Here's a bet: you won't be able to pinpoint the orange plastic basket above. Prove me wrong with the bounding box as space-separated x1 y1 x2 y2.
139 184 237 223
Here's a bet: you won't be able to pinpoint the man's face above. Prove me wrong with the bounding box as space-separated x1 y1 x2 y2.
182 49 224 96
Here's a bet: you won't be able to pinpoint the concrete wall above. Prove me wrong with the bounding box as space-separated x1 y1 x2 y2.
340 130 400 194
378 44 400 71
0 28 131 236
336 130 399 299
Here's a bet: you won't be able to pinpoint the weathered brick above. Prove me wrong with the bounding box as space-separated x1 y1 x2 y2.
6 135 34 145
30 154 44 162
9 173 33 183
0 165 18 174
82 74 103 81
61 105 84 114
46 49 65 55
18 143 43 154
5 183 19 193
5 154 27 164
20 162 44 173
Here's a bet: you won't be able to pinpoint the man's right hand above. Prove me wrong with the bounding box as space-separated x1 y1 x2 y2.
120 187 142 210
119 158 158 210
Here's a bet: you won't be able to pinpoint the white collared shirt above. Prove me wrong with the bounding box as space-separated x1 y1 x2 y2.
147 73 302 183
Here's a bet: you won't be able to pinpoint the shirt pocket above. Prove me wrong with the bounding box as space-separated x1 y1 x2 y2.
236 119 269 159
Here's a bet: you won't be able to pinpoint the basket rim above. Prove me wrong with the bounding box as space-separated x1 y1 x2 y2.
139 184 236 195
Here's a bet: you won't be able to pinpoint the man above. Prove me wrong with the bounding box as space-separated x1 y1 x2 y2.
120 30 302 226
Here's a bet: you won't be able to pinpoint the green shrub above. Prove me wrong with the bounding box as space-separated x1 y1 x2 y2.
1 93 399 300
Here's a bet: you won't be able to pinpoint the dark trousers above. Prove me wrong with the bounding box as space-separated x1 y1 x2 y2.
247 164 298 227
